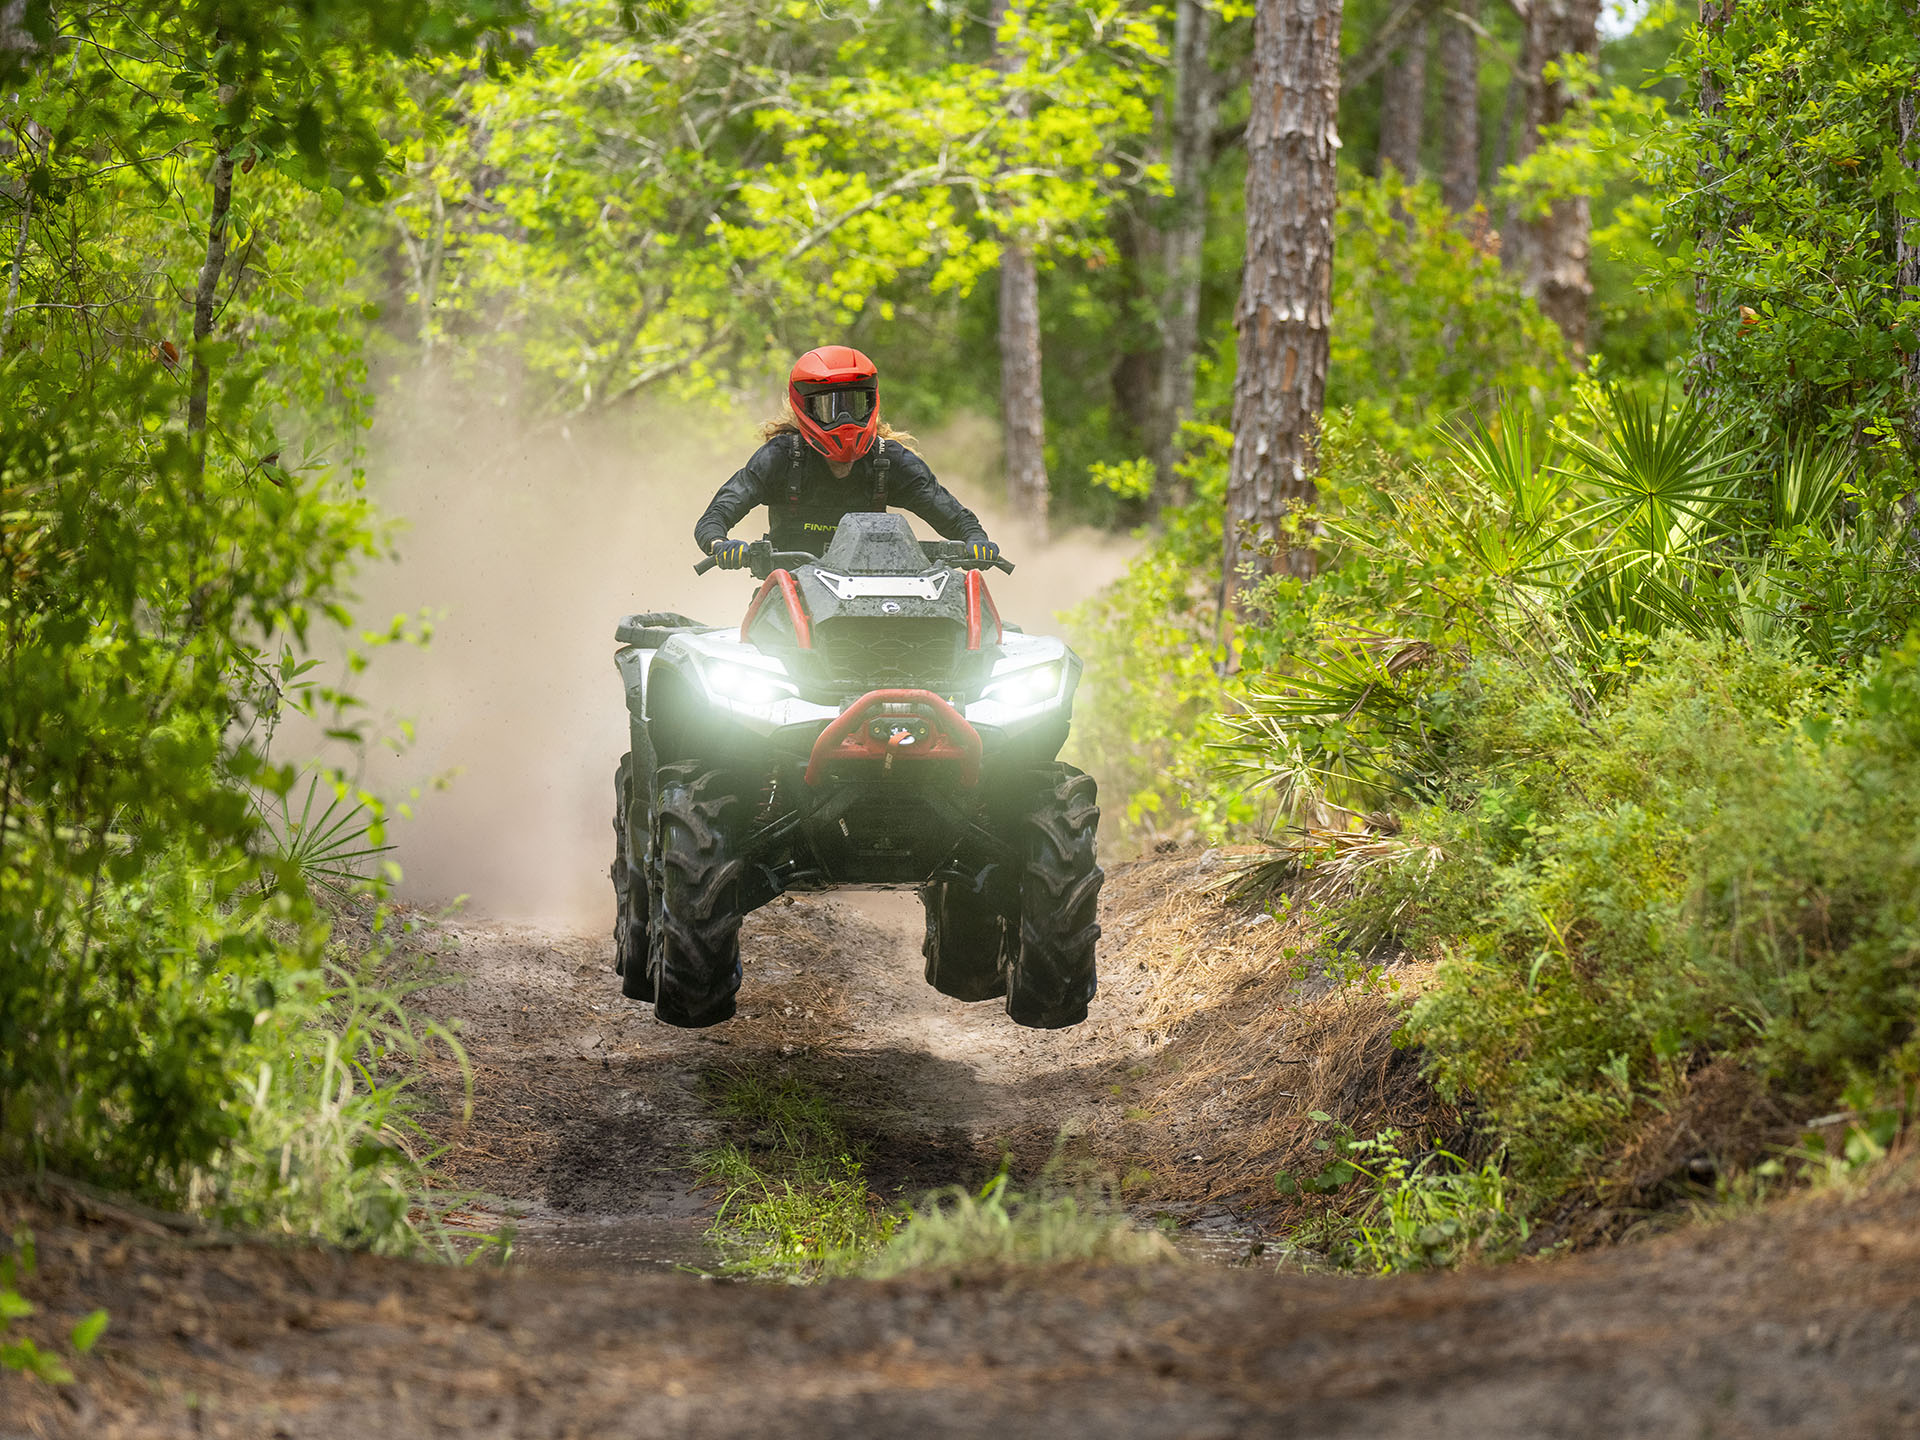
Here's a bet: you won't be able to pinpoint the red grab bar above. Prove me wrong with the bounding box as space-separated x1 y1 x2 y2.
803 689 983 787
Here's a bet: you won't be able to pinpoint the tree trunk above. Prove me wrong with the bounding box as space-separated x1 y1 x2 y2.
1223 0 1344 601
1515 0 1602 348
189 144 235 447
1377 17 1428 180
1690 0 1738 389
1149 0 1217 508
1 189 28 350
991 0 1050 538
1438 0 1481 212
1900 84 1919 443
1110 207 1159 460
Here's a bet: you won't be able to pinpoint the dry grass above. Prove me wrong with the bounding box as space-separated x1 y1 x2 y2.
1098 852 1461 1217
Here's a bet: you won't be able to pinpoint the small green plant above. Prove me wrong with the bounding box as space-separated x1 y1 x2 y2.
1279 1123 1525 1274
257 771 396 902
1273 1111 1361 1196
1 1231 108 1384
864 1167 1177 1277
1335 1132 1527 1273
696 1075 899 1278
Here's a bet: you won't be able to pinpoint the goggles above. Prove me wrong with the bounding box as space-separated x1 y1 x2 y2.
800 386 875 428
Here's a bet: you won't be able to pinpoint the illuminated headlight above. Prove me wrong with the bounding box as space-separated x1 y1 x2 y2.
982 661 1063 708
704 658 797 705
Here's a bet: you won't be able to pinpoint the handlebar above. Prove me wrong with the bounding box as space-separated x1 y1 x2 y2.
694 539 1014 579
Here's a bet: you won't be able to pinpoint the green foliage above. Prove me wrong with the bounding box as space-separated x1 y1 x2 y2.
1328 167 1572 461
1279 1117 1526 1273
0 3 508 1253
1219 383 1920 842
864 1168 1176 1277
1652 0 1920 458
1363 633 1920 1200
0 1230 107 1385
1070 170 1570 840
392 0 1162 414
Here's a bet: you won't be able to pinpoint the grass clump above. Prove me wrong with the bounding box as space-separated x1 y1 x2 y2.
698 1074 1177 1279
865 1170 1177 1277
696 1074 899 1278
1281 1119 1528 1272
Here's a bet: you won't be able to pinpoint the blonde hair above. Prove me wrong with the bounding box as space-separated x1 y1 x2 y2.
763 402 919 453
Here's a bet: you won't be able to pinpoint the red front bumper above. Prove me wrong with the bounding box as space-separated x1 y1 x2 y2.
803 689 983 788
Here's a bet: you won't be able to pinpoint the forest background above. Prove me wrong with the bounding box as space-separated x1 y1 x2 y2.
4 0 1920 1284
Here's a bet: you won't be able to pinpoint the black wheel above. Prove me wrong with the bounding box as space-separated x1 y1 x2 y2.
1006 765 1102 1029
611 754 655 1001
647 761 746 1028
921 868 1014 1002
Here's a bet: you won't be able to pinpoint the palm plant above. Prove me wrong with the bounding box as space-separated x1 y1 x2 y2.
1216 388 1816 851
256 772 393 902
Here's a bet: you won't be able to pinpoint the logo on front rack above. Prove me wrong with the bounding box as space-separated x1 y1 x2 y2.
881 601 902 614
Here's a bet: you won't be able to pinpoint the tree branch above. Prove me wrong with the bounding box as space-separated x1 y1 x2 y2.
188 143 234 454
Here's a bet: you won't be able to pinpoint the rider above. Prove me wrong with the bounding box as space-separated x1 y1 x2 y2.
695 346 1001 568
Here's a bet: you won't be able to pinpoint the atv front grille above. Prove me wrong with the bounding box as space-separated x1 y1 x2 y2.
816 618 961 692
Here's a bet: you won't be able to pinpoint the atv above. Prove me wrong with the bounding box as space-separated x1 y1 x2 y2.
608 512 1101 1030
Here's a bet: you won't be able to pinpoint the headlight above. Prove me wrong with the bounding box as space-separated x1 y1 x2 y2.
704 658 797 705
982 661 1062 708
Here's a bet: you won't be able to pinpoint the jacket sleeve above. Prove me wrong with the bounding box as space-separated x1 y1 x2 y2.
693 441 784 552
885 442 989 544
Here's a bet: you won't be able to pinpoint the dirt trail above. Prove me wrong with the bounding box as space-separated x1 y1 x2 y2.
11 881 1920 1436
416 883 1241 1274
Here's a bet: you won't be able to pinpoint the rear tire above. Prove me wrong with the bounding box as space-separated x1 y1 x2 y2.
611 754 654 1001
1006 765 1101 1029
921 870 1014 1002
648 761 746 1028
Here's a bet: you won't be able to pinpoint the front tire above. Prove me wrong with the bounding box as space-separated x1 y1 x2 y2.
1006 765 1102 1029
921 870 1014 1002
648 762 746 1028
611 754 654 1001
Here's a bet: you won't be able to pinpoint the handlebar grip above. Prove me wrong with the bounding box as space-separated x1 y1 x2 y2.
693 556 717 575
993 558 1015 575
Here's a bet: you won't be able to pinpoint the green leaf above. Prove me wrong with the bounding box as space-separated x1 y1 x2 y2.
69 1309 108 1354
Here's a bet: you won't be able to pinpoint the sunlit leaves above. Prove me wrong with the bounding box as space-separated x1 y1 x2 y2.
386 0 1162 412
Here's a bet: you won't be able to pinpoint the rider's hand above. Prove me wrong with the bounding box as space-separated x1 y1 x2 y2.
710 539 750 570
966 540 1001 565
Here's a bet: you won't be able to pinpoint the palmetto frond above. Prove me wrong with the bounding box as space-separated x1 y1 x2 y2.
257 773 394 901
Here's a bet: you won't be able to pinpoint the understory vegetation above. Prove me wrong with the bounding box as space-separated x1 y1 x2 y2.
1070 0 1920 1267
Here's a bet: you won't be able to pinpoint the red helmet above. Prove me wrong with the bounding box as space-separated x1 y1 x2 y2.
789 345 880 464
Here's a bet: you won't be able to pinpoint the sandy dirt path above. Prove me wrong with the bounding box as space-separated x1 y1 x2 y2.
415 885 1241 1274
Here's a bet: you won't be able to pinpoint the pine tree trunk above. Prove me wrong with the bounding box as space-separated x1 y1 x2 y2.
991 0 1050 538
1515 0 1602 348
1223 0 1344 601
1149 0 1217 509
1110 207 1160 461
1438 0 1481 213
1895 21 1918 442
188 143 236 449
1377 17 1428 180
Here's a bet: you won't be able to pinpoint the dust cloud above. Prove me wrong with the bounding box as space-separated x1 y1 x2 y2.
342 378 1138 926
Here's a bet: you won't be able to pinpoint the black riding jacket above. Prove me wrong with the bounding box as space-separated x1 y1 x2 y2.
693 434 990 557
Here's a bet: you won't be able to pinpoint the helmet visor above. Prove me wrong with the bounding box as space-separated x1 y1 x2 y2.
801 386 875 428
